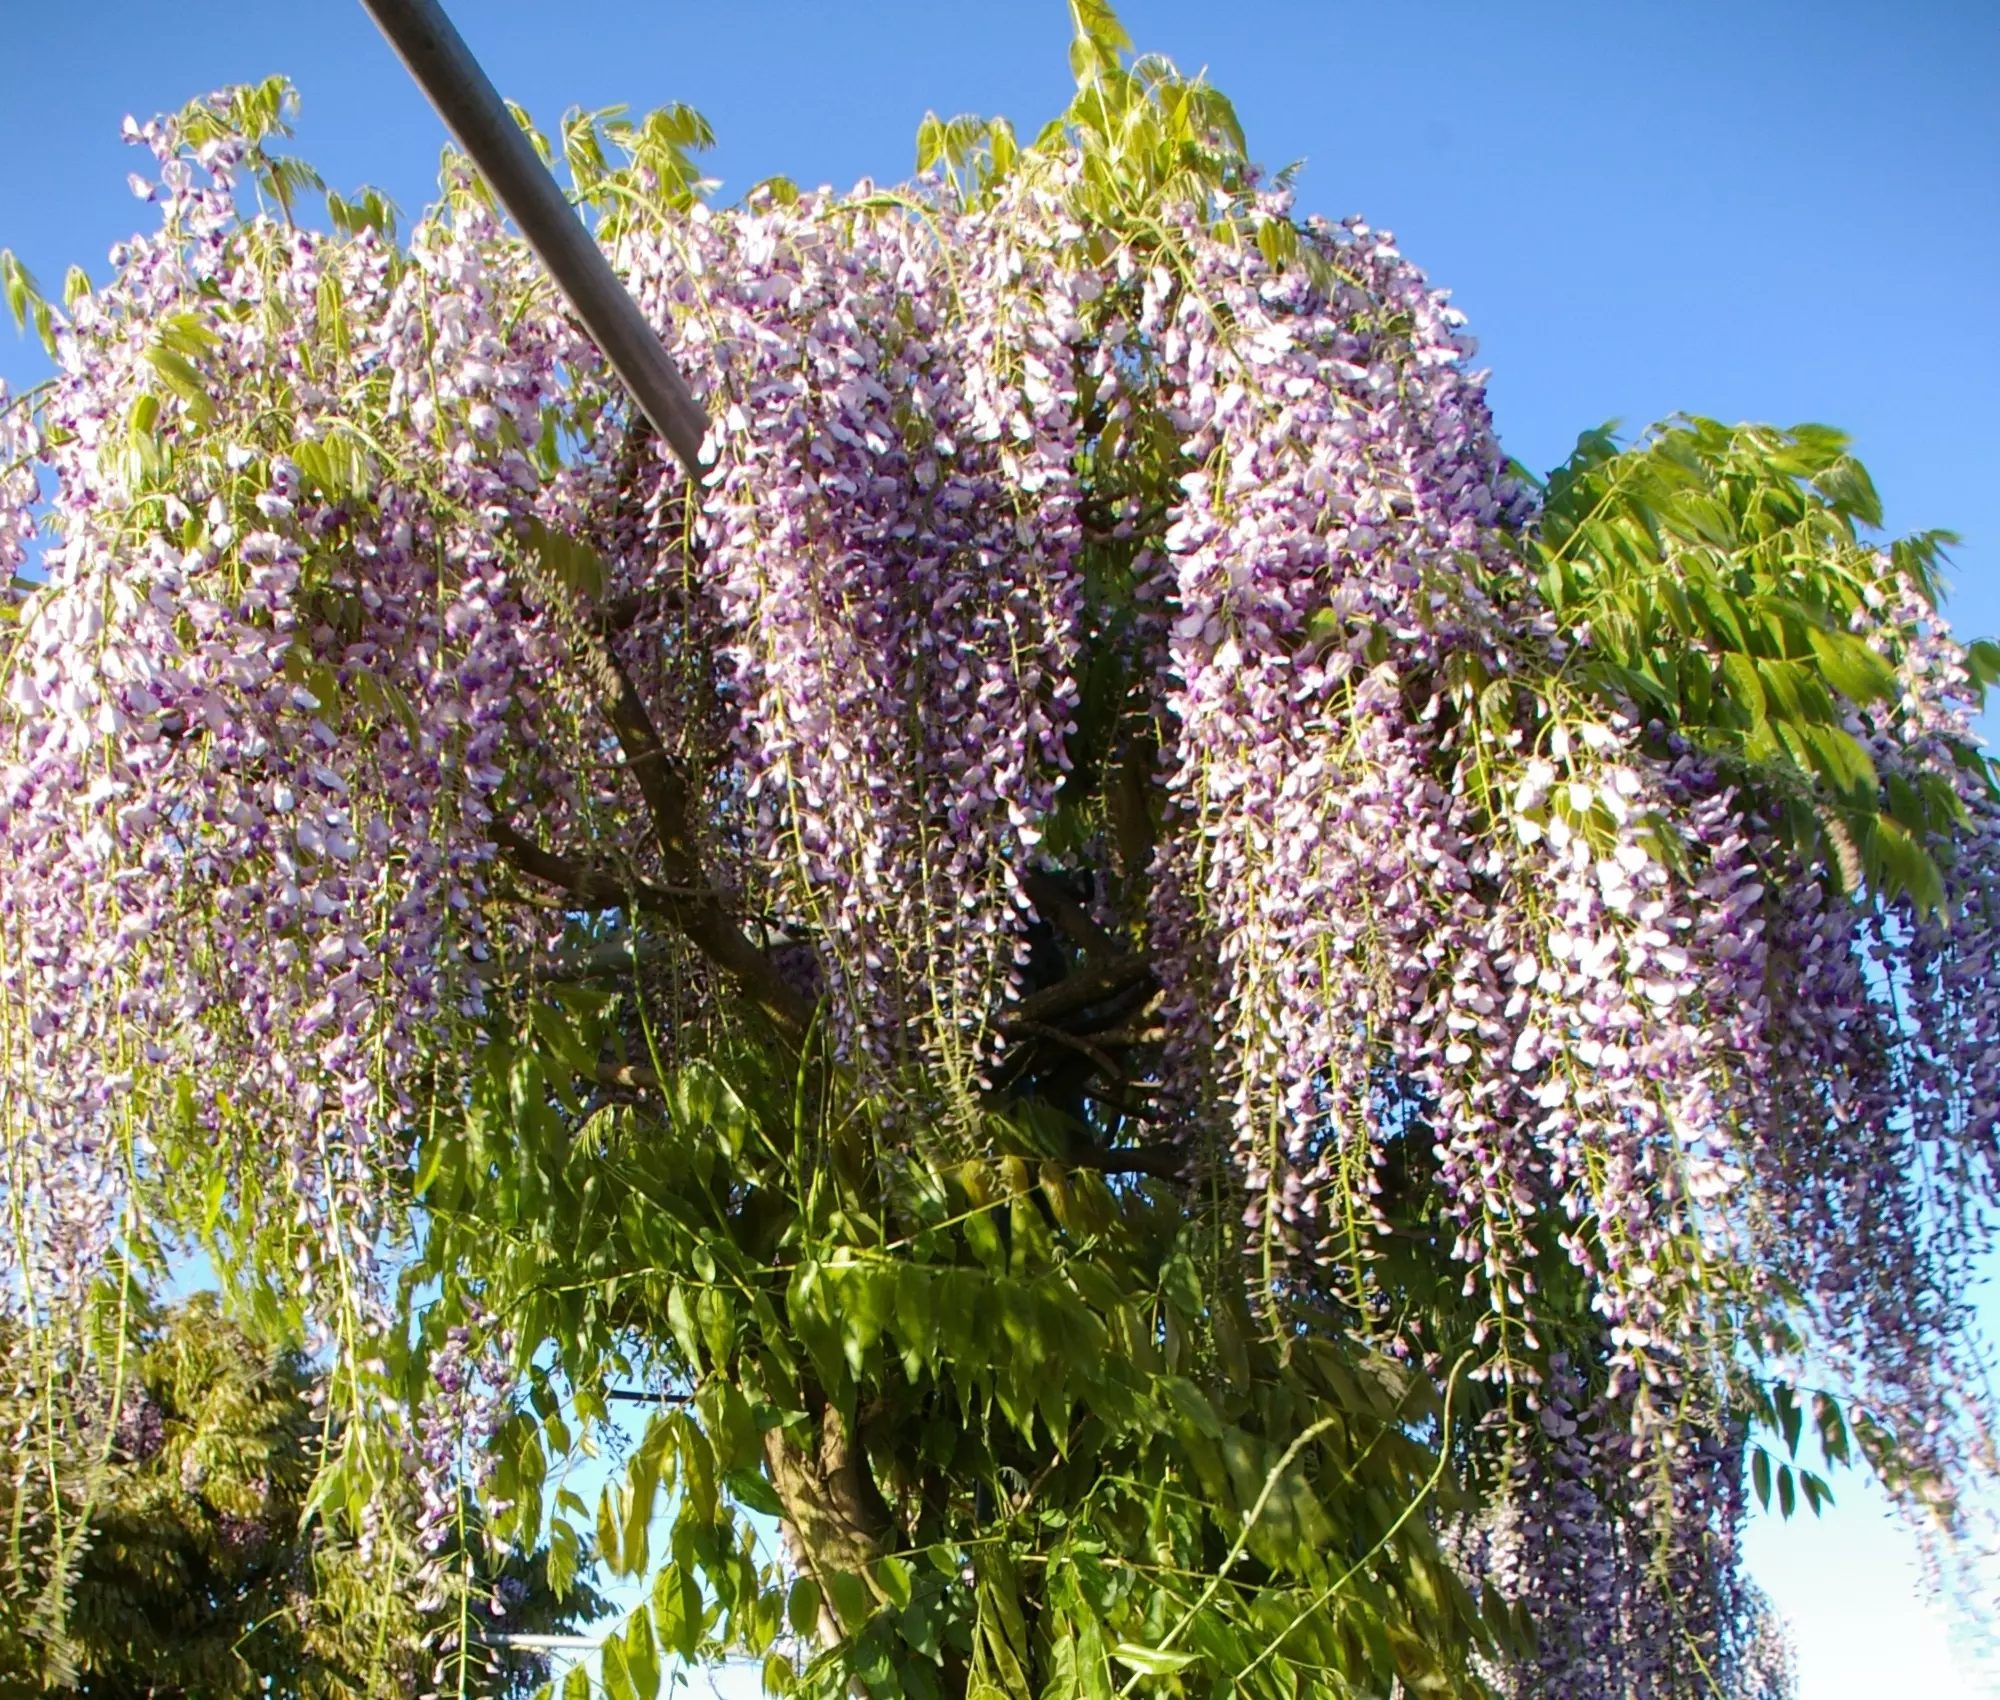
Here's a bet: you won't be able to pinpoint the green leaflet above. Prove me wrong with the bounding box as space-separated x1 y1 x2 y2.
141 345 216 426
1530 415 1997 912
1110 1642 1199 1676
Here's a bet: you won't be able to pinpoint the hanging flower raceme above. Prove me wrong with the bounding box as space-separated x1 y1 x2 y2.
1146 208 1532 1256
1110 185 2000 1681
0 112 597 1325
1137 206 1750 1392
1467 1355 1793 1700
617 185 1087 1097
0 383 36 579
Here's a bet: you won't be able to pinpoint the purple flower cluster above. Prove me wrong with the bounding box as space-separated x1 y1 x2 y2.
1122 197 2000 1675
620 184 1086 1092
0 110 593 1321
0 382 38 579
114 1387 167 1463
410 1322 513 1562
1468 1355 1782 1700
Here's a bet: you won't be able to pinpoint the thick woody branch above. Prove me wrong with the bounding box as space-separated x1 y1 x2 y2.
490 818 693 916
1005 953 1155 1030
1066 980 1162 1038
1082 1024 1168 1049
1068 1137 1185 1180
764 1397 893 1637
591 649 812 1040
1022 867 1120 960
1013 1020 1124 1082
493 802 805 1040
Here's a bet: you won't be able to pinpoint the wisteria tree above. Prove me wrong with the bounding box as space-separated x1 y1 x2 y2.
3 6 1998 1697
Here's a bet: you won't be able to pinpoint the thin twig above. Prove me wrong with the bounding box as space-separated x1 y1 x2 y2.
1068 1136 1183 1179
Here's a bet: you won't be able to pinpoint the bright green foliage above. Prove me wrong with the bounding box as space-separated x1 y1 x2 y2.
1 250 56 358
1529 416 1997 910
914 0 1269 241
417 1030 1518 1700
176 75 327 227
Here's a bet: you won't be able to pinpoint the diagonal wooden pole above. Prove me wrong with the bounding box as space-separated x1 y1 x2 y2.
358 0 711 476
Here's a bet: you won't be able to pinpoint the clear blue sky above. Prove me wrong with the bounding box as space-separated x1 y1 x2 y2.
4 3 1996 1694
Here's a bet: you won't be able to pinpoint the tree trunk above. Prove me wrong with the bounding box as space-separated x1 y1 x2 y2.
764 1393 889 1639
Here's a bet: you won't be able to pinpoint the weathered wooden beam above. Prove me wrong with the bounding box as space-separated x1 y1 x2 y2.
358 0 710 474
